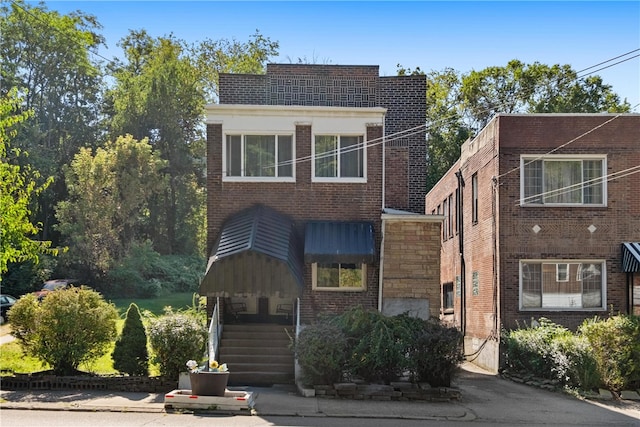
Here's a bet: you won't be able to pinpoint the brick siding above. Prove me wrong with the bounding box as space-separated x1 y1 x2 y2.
426 114 640 348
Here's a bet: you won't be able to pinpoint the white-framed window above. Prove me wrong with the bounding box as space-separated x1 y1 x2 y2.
520 260 605 310
224 134 294 181
312 263 366 291
313 134 365 182
521 155 606 206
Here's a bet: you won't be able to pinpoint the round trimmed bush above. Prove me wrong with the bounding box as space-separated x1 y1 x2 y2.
148 310 207 380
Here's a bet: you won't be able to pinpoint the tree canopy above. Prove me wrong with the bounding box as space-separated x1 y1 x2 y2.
0 90 58 277
1 0 631 290
399 60 631 190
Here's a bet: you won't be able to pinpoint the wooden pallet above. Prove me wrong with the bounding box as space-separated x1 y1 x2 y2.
164 389 255 414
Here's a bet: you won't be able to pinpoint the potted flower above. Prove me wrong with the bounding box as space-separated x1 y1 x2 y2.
186 359 230 396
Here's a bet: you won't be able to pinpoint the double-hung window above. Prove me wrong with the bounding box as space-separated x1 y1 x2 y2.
313 135 365 181
225 134 294 180
521 155 606 206
520 260 605 310
312 263 366 291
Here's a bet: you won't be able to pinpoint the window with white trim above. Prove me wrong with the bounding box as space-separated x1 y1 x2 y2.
521 156 606 206
312 263 366 291
225 134 293 179
313 135 365 180
520 260 605 310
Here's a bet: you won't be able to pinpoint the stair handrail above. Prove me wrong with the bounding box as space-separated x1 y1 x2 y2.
208 297 222 364
295 297 300 338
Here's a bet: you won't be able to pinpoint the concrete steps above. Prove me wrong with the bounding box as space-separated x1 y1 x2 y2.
219 324 295 386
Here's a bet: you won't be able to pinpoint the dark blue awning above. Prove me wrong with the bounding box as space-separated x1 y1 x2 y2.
622 242 640 273
304 221 376 264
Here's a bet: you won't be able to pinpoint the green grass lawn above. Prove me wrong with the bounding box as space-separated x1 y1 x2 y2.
109 292 200 315
0 292 200 375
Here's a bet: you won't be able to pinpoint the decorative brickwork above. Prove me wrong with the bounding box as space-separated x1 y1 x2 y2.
425 114 640 372
207 64 429 323
0 374 175 393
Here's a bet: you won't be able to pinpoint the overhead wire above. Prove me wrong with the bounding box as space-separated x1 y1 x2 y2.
517 164 640 206
575 48 639 76
9 0 638 180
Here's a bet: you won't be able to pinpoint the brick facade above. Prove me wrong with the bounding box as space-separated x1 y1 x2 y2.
217 64 427 214
425 114 640 372
207 64 428 323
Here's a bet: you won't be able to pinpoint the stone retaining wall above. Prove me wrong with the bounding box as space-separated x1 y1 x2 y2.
313 381 461 401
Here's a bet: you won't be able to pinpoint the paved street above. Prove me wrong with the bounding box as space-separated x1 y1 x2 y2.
1 363 638 426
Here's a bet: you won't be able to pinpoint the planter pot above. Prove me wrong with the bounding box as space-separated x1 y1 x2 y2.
189 371 229 396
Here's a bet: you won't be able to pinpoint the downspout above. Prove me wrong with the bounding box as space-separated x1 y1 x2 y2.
378 112 387 312
455 170 466 336
378 218 385 312
381 111 387 211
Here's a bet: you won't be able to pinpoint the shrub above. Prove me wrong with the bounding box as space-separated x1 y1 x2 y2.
502 318 572 380
106 242 205 298
294 321 348 386
9 287 119 375
407 318 464 387
550 333 600 390
148 308 207 380
332 306 410 384
579 315 640 392
112 303 149 376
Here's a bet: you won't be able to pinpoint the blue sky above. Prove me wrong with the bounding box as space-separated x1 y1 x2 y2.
40 1 640 109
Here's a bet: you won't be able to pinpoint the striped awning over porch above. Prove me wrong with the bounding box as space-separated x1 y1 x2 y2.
622 242 640 273
199 205 303 297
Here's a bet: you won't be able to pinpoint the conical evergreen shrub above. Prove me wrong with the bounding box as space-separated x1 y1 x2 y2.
112 303 149 376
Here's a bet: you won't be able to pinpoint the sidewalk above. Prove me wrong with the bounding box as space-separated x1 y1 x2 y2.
1 363 638 422
0 384 470 420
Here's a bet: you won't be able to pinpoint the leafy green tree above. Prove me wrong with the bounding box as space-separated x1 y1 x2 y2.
112 303 149 376
400 60 631 191
0 0 104 245
55 135 166 284
106 32 205 256
0 90 58 277
460 60 630 132
9 287 119 375
148 309 207 380
194 30 279 102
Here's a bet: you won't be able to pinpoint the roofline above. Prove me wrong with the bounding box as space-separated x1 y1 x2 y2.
205 104 387 119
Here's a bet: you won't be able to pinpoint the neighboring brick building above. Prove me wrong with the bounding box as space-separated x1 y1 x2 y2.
200 64 442 325
425 113 640 373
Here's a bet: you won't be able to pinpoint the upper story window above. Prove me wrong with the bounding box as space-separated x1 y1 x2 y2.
520 260 605 310
225 134 294 181
471 173 478 224
521 155 606 206
313 135 365 182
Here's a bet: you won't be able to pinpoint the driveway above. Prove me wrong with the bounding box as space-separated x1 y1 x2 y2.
455 363 640 425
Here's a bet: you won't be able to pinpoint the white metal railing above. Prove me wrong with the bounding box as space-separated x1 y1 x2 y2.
295 297 300 338
207 297 222 365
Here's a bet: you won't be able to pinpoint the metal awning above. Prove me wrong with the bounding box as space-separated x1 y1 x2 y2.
304 221 376 264
622 242 640 273
199 205 303 297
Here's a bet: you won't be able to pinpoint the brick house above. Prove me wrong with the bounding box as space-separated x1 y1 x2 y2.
425 113 640 373
199 64 443 334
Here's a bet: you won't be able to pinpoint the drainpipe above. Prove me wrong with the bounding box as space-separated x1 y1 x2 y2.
381 111 387 212
378 112 387 312
455 170 466 336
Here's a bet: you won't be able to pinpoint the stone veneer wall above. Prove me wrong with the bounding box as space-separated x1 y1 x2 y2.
381 217 442 319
